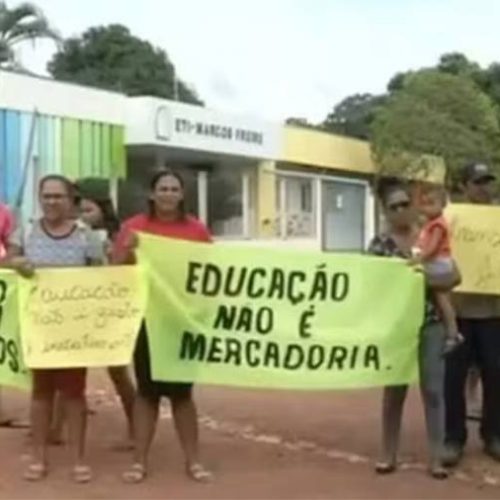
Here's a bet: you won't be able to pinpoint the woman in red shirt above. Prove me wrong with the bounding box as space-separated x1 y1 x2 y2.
115 169 212 483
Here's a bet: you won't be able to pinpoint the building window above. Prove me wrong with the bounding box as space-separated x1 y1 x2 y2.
207 165 250 238
322 180 366 251
177 167 199 217
276 175 316 238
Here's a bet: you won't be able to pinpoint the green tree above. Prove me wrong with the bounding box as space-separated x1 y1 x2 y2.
372 70 500 183
481 63 500 109
0 1 59 67
438 52 482 80
387 72 410 92
388 54 485 93
48 24 202 104
322 93 385 140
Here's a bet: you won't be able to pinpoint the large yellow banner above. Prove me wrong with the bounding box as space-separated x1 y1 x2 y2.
447 204 500 295
0 271 31 389
138 235 424 390
19 266 146 368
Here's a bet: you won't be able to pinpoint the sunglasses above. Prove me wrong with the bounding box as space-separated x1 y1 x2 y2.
388 201 410 212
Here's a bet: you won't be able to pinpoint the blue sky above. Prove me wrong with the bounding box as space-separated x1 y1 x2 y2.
16 0 500 121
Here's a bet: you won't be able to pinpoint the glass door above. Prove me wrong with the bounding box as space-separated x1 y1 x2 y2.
322 180 366 252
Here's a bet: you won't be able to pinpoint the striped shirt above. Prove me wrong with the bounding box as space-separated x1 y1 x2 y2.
10 219 104 267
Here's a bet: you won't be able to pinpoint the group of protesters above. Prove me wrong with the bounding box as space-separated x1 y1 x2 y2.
369 162 500 479
0 161 499 484
0 169 212 483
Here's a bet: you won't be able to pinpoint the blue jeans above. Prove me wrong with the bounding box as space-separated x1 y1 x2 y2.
381 321 445 463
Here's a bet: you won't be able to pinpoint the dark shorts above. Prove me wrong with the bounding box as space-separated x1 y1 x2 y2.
134 324 193 401
32 368 87 399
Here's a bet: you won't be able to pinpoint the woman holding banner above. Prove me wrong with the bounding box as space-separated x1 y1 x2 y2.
369 178 461 479
113 169 213 484
6 175 104 483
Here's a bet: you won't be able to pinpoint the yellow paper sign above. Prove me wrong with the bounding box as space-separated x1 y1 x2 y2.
447 204 500 295
19 266 146 368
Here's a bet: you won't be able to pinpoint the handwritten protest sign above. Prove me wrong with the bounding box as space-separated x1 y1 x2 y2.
447 204 500 295
0 271 30 389
138 235 424 390
19 266 146 369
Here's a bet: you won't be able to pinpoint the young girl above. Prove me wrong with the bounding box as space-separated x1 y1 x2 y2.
412 185 463 354
80 186 136 442
50 180 136 449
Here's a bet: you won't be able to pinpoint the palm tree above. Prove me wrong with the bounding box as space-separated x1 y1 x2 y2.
0 1 60 67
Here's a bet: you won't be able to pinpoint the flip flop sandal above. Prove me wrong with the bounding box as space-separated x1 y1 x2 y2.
72 465 92 483
122 463 147 484
23 463 47 482
375 461 396 475
429 465 449 480
187 463 213 483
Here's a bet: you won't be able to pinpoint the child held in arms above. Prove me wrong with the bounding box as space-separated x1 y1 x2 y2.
411 184 463 355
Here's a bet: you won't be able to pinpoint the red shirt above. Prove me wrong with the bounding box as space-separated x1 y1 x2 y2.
417 215 451 259
0 204 14 259
114 213 211 262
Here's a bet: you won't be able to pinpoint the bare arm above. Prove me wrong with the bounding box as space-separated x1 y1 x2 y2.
3 244 34 277
111 232 138 265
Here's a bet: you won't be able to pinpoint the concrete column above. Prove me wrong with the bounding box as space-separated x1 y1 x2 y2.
256 160 277 238
198 170 208 224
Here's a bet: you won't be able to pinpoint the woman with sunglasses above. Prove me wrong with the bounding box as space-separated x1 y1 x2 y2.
368 178 461 479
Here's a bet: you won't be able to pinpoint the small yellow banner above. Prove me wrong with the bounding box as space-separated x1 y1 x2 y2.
19 266 146 368
447 204 500 295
